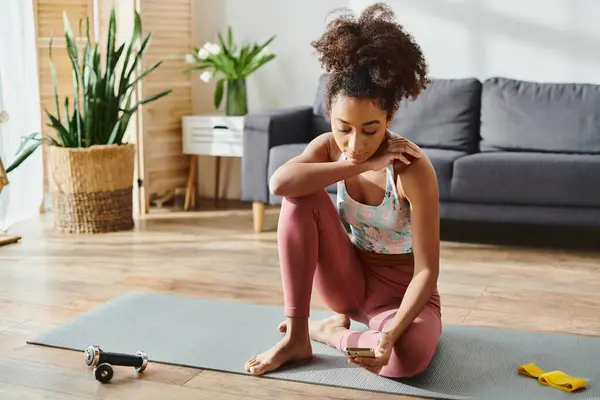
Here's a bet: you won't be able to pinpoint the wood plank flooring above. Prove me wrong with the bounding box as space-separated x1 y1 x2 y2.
1 203 600 399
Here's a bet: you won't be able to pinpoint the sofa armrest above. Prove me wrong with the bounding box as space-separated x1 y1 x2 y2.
241 106 313 204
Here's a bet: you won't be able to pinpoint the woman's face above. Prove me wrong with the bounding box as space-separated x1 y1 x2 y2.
330 95 391 164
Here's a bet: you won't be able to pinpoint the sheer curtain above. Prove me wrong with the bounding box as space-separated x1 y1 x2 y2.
0 0 44 232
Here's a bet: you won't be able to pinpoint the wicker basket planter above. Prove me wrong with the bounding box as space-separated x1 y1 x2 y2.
47 144 136 234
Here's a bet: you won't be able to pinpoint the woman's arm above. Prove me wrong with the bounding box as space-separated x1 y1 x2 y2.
269 133 370 198
270 132 423 198
386 155 440 342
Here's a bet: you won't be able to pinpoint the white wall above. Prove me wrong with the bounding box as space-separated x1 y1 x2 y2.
221 0 350 111
192 0 347 200
190 0 600 202
350 0 600 84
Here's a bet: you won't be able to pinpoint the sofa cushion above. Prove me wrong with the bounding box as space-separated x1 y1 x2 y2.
422 148 466 201
480 77 600 154
390 78 482 153
450 152 600 207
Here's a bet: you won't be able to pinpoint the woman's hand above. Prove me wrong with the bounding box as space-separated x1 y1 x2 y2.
348 332 394 374
367 136 422 171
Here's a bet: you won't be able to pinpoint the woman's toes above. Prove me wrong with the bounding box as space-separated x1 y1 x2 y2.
249 358 261 368
250 361 270 375
244 357 257 370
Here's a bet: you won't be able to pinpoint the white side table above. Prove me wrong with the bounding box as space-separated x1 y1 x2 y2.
181 115 244 210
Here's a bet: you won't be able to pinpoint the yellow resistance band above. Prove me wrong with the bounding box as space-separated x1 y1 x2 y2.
518 362 587 392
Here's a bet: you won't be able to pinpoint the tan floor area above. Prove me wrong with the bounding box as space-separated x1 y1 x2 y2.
1 202 600 399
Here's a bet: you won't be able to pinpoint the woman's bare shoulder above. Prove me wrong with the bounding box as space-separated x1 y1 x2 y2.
393 154 437 200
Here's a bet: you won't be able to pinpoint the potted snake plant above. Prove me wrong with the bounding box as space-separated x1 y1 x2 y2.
12 6 171 234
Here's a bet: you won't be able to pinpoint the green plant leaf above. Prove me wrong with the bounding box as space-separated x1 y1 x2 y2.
83 16 94 148
238 46 250 71
227 26 234 50
214 78 225 109
44 135 61 147
182 63 212 73
123 31 153 85
106 119 122 145
48 36 62 126
63 97 71 134
63 10 84 146
106 7 117 77
6 142 42 174
136 89 172 107
208 52 237 79
242 37 275 68
14 133 41 155
45 110 70 147
242 53 276 77
217 32 236 74
126 60 163 89
38 5 170 149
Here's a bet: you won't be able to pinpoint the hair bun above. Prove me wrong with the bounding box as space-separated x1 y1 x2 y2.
312 2 428 99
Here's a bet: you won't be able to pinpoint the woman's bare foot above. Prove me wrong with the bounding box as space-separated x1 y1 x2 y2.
245 318 313 376
278 314 350 348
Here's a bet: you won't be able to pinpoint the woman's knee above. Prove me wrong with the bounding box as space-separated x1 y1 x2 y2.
380 344 436 378
278 189 336 225
380 315 441 378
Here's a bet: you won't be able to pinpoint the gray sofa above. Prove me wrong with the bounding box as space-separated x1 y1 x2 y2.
241 75 600 233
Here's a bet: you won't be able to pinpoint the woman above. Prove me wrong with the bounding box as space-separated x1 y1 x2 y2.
245 3 442 378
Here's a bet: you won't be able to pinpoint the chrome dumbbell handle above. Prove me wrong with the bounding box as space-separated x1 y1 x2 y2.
85 345 148 372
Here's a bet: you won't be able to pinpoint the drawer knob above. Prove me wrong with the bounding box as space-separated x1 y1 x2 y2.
0 110 9 124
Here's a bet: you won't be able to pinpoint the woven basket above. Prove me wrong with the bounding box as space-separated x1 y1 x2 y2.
47 144 136 234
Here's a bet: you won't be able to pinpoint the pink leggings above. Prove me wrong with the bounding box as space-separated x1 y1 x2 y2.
277 189 442 378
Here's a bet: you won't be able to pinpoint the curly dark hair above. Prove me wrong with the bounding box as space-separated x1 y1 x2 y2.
311 2 429 121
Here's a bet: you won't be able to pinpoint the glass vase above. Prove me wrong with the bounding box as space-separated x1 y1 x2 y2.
226 78 248 116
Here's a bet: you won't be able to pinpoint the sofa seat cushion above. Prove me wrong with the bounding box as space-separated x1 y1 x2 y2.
451 152 600 207
422 148 466 201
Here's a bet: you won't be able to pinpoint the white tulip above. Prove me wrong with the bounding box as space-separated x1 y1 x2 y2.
200 71 212 83
197 42 221 59
206 42 221 55
198 47 210 59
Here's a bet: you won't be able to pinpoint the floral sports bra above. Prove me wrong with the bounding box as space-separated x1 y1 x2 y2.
336 153 413 254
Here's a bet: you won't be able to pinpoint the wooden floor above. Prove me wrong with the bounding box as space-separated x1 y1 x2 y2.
1 202 600 399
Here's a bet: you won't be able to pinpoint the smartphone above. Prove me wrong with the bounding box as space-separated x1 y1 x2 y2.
344 347 376 358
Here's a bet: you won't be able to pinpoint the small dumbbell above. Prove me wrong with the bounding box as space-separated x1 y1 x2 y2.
84 345 148 383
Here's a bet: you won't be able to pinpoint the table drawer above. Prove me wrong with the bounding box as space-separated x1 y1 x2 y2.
183 127 243 157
